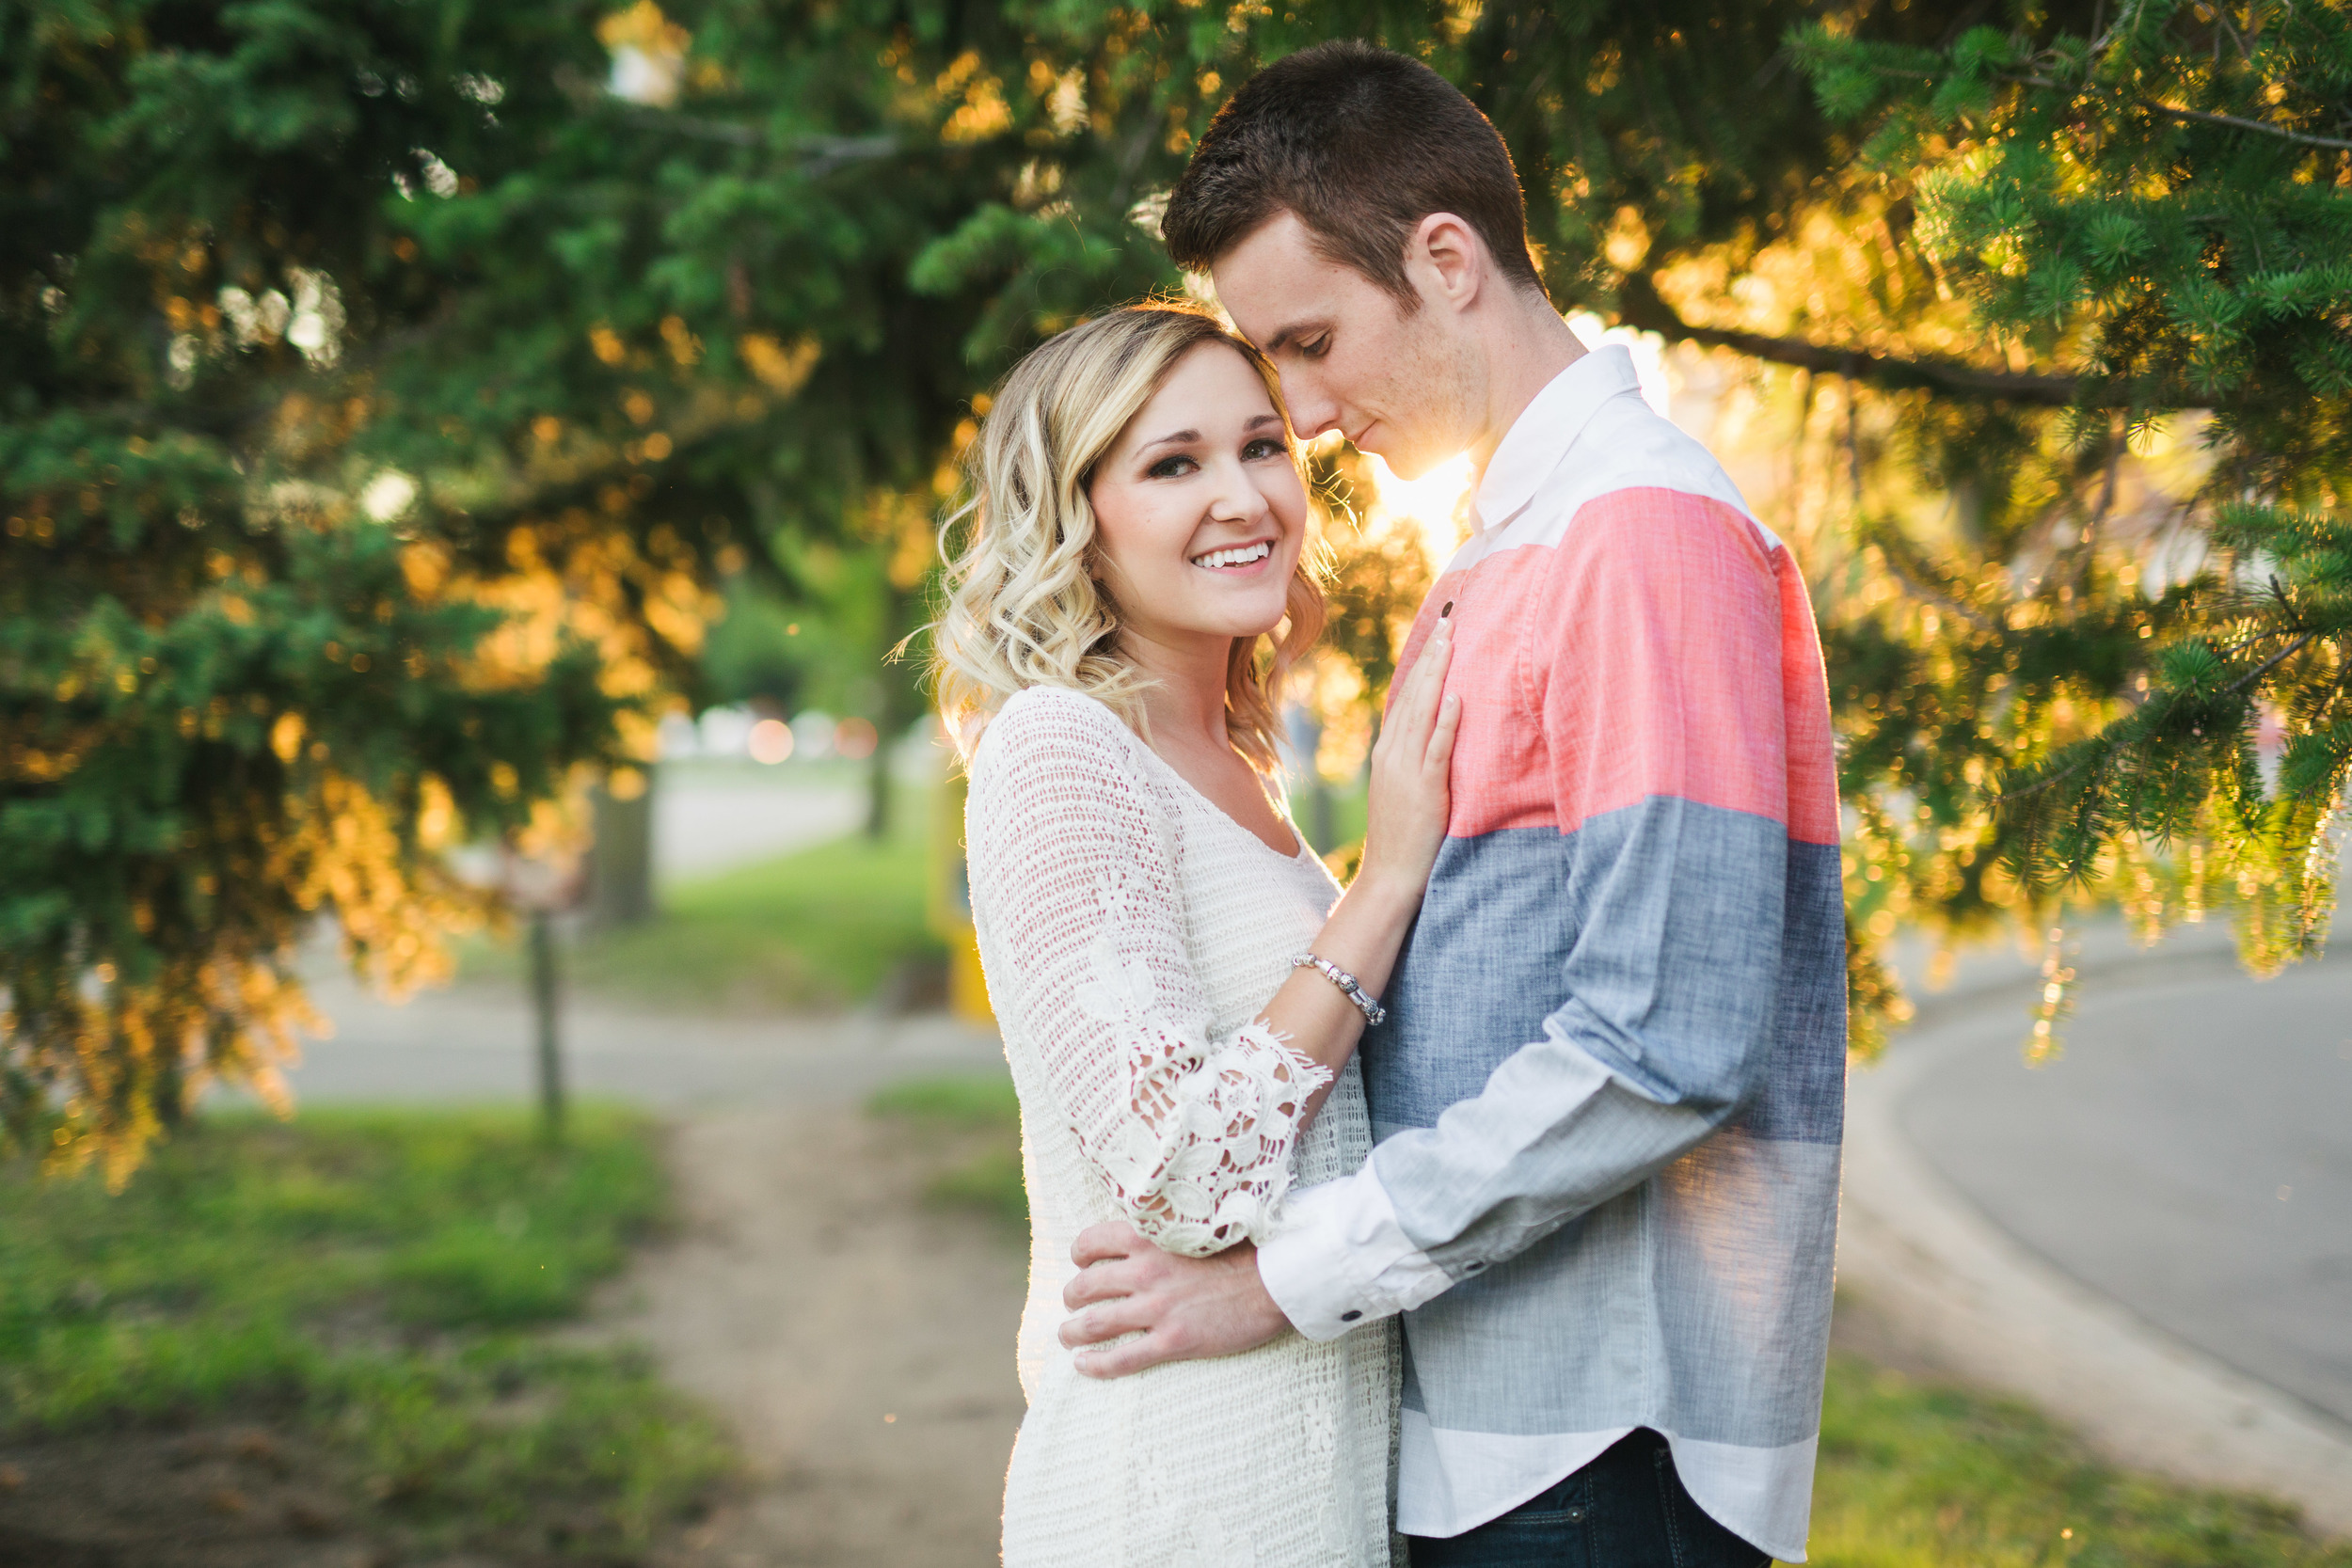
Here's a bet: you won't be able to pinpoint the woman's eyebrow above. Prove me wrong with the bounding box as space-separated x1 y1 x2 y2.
1136 428 1201 452
1244 413 1283 432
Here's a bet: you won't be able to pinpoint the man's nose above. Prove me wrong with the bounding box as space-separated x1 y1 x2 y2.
1278 368 1342 439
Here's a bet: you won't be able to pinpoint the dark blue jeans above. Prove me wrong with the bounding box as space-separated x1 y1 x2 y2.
1406 1429 1772 1568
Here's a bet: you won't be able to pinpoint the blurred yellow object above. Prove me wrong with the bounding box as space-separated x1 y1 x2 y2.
929 771 993 1025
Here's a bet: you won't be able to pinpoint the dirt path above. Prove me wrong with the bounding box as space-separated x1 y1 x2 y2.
619 1107 1028 1568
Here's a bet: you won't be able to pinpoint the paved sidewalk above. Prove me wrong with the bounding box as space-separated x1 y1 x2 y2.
1904 952 2352 1431
653 775 863 886
1848 923 2352 1534
266 961 1005 1112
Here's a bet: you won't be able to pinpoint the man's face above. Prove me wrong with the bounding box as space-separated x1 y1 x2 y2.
1212 211 1478 481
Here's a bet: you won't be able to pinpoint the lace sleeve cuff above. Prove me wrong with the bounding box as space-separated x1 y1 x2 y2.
1093 1021 1332 1258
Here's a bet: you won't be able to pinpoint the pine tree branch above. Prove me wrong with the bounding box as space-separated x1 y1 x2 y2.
2224 629 2319 694
1996 749 2099 805
1871 546 2008 636
1999 629 2318 807
2004 73 2352 152
1616 276 2081 404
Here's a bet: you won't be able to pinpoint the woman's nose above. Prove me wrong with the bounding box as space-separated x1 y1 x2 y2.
1206 460 1274 525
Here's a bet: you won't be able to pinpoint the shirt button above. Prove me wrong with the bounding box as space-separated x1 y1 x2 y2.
1340 1309 1362 1323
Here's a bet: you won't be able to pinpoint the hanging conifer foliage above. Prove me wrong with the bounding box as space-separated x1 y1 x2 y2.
1794 1 2351 1037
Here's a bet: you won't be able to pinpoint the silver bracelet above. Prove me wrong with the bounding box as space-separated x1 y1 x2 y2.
1291 953 1387 1027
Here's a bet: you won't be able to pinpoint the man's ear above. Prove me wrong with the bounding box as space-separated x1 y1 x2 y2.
1407 212 1486 314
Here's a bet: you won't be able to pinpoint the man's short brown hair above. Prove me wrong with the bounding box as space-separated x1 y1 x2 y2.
1162 40 1543 307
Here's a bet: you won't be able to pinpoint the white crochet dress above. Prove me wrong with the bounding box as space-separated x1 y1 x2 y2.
966 687 1398 1568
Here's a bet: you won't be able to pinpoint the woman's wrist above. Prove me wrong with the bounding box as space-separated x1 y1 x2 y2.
1339 863 1422 927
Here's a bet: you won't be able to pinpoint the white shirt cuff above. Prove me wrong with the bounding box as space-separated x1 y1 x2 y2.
1256 1162 1454 1340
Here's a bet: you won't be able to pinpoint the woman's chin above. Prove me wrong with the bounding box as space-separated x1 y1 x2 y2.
1141 579 1294 643
1164 610 1286 643
1209 593 1294 640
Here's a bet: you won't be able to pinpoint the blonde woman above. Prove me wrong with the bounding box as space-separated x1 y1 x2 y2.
934 301 1459 1567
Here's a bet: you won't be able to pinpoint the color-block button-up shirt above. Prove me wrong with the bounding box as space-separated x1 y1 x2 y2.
1257 346 1847 1562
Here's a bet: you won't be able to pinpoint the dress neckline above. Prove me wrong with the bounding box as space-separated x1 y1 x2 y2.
1121 729 1315 866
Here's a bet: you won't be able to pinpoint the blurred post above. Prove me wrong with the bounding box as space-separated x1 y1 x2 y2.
530 908 564 1138
588 765 656 927
929 770 993 1024
501 839 587 1144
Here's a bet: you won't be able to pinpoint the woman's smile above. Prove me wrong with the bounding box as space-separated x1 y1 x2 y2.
1190 538 1277 573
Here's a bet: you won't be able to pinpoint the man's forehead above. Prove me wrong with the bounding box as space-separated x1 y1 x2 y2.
1213 221 1336 346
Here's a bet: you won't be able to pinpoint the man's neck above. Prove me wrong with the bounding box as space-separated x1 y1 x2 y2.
1465 293 1587 479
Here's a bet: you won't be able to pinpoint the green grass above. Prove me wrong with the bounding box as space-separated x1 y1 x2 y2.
0 1108 732 1553
467 785 944 1012
864 1073 2350 1567
868 1072 1027 1229
1808 1354 2349 1567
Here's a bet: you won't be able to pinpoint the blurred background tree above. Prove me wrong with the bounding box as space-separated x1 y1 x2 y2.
0 0 976 1176
9 0 2344 1179
4 1 660 1180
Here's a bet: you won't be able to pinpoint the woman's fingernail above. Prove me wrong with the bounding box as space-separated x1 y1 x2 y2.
1439 600 1454 619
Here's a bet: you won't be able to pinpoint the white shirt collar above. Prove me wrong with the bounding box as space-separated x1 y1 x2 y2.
1470 345 1642 535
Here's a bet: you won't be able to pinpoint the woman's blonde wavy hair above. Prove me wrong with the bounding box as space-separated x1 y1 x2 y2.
931 301 1325 775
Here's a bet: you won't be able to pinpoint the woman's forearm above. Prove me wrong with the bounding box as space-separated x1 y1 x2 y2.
1253 868 1422 1125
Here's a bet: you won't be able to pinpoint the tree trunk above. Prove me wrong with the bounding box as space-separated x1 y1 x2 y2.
589 771 657 926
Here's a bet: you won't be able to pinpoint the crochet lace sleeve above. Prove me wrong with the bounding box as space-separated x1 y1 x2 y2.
966 692 1331 1258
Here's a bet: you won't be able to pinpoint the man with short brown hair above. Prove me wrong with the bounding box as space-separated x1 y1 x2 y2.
1057 39 1846 1568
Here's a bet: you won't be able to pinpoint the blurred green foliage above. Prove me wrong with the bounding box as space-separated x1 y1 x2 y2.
0 0 993 1173
0 1104 731 1550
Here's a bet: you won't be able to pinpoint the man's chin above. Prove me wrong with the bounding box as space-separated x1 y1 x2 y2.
1369 444 1451 483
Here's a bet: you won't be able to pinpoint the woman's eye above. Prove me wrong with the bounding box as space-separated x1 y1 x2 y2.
1147 454 1197 479
1243 438 1287 461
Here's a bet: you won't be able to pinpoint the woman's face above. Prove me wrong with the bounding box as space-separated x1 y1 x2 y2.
1087 340 1308 653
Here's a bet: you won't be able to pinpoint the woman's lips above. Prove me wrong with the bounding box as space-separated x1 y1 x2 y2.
1190 540 1276 573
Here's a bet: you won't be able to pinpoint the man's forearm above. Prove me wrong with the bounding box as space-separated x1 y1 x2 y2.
1262 1033 1742 1332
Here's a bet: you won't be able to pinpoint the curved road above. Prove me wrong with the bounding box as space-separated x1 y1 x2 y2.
1898 948 2352 1432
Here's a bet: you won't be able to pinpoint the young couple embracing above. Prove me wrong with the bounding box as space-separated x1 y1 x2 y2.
931 40 1846 1568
